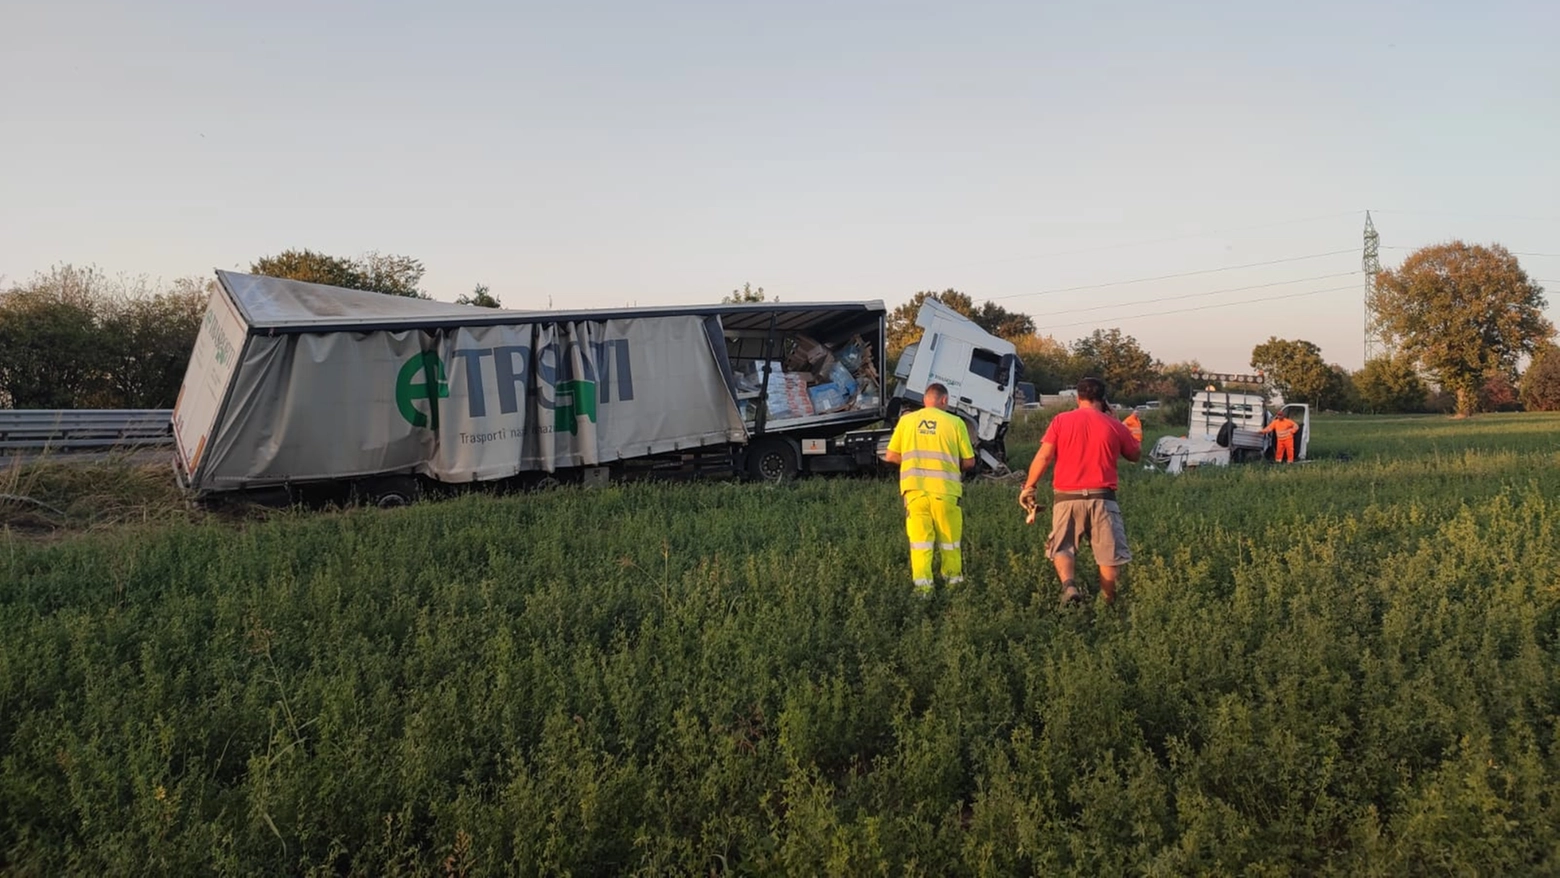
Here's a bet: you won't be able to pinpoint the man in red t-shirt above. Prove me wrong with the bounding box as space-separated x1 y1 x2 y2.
1019 377 1141 606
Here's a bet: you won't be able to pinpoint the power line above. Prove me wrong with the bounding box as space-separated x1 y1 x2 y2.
990 249 1356 302
1044 284 1359 330
1030 271 1359 317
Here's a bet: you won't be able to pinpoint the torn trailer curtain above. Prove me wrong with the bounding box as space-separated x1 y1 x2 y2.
177 271 748 493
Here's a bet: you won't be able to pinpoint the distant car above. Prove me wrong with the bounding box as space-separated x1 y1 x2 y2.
1135 400 1162 414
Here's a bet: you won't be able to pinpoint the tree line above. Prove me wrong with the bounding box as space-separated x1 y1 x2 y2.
2 243 1553 414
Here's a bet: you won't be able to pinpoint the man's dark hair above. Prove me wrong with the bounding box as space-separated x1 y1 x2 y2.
925 382 949 399
1076 377 1107 402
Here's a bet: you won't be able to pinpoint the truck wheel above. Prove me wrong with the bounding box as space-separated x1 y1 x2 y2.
747 438 799 482
358 476 419 508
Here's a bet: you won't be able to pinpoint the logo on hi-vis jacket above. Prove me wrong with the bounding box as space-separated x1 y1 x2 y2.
918 418 939 434
394 340 632 431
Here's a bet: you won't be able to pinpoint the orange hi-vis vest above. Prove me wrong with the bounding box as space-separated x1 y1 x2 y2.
1264 417 1298 441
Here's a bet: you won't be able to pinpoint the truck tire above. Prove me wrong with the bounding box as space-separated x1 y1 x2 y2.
356 475 420 508
747 438 799 482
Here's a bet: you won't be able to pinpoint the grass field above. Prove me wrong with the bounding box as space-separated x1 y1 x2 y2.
3 413 1559 874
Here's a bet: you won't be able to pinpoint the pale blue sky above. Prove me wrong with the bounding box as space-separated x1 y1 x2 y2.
4 0 1557 370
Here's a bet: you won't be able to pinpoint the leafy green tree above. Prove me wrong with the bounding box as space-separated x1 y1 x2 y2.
250 249 362 289
101 277 209 408
1520 345 1560 411
457 283 502 308
0 265 108 408
972 301 1036 339
355 251 428 298
0 265 205 409
1371 241 1553 416
1250 337 1336 406
1354 355 1427 413
723 283 770 304
1011 334 1081 393
1324 364 1360 412
250 249 429 299
1070 328 1158 398
1154 360 1204 402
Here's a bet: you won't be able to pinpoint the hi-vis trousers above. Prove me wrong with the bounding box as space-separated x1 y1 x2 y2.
904 489 963 590
1275 437 1295 463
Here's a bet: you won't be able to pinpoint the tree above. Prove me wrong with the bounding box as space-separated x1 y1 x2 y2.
355 251 428 298
972 301 1036 340
1354 354 1427 413
1371 241 1553 417
0 265 207 409
0 265 108 408
1520 344 1560 411
887 290 976 356
1479 372 1521 412
250 249 430 299
723 283 770 304
1250 337 1336 406
100 278 209 408
250 249 362 289
457 283 502 308
1011 334 1080 393
1070 328 1158 398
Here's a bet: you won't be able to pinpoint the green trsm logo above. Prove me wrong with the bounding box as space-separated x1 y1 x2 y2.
395 347 615 435
396 352 449 429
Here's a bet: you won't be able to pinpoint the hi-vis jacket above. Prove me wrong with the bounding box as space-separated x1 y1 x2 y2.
886 407 975 498
1262 417 1299 441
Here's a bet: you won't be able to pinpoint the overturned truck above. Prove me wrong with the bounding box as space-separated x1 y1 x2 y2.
173 272 1019 503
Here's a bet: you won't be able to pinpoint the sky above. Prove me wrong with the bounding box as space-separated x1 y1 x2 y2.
3 0 1558 371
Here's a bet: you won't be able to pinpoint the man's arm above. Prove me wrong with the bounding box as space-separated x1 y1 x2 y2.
960 455 976 471
1024 441 1056 490
884 449 902 464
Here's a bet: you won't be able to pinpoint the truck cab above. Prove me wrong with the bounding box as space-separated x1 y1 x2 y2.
889 298 1020 470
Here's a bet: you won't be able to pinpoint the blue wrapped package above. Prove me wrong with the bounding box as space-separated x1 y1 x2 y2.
808 382 848 414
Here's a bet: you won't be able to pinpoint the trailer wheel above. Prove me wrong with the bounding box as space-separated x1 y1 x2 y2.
357 476 419 508
747 438 799 482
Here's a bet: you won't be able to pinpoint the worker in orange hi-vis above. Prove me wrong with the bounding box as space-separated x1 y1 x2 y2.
1260 411 1300 463
1122 410 1143 445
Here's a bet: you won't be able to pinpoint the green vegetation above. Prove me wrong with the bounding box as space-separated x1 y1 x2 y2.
4 414 1560 874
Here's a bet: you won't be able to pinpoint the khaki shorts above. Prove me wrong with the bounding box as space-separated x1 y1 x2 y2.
1046 499 1132 566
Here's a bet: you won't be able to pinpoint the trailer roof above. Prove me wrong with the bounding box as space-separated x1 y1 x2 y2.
216 271 885 334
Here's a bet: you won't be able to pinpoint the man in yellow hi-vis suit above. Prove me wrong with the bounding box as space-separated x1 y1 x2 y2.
884 383 977 597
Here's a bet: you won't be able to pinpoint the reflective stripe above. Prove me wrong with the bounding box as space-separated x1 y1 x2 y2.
901 467 959 481
939 542 960 551
901 450 958 464
946 576 964 585
913 579 933 587
909 541 935 550
1277 429 1295 439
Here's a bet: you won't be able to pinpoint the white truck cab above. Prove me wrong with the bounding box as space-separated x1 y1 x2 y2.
890 298 1019 470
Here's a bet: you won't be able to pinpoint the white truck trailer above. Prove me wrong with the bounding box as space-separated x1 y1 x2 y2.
172 272 1019 503
1148 389 1310 473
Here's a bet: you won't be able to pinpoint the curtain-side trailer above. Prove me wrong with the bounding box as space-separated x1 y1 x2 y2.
173 272 1018 503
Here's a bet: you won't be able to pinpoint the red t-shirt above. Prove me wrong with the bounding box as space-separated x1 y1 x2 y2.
1042 407 1139 491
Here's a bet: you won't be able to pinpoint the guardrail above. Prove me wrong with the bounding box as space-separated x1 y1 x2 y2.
0 409 175 450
